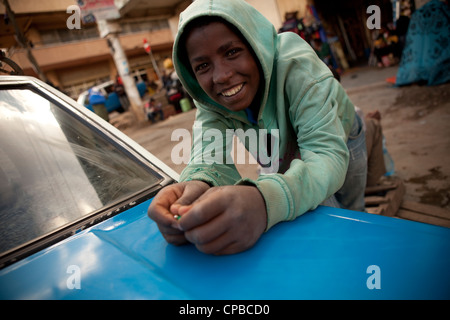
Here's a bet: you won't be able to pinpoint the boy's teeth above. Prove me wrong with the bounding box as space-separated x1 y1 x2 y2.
222 84 243 97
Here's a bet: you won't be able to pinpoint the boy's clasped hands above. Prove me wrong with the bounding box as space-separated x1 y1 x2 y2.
148 181 267 255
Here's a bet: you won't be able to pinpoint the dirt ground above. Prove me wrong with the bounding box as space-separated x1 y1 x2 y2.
345 73 450 211
118 65 450 216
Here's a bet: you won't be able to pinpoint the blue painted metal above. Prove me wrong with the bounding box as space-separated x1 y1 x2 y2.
1 200 449 300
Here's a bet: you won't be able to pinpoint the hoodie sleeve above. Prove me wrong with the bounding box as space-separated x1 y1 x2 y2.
239 76 353 230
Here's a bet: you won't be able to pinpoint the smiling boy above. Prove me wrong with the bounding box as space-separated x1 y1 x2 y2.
186 21 262 114
148 0 367 255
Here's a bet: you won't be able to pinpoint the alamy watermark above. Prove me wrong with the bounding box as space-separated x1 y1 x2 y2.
366 5 381 30
64 263 380 292
366 265 381 290
66 4 382 31
66 264 81 290
171 121 280 173
66 5 82 30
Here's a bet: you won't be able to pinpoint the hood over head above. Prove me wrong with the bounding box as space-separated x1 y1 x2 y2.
173 0 277 114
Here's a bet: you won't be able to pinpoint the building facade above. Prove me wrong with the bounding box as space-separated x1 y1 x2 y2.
1 0 423 99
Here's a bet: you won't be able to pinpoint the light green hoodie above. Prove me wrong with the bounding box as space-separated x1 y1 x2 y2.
173 0 355 230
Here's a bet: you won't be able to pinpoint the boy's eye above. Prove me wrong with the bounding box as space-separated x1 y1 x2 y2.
194 63 208 72
226 48 241 57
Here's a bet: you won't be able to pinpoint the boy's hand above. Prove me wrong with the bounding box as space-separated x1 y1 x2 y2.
174 185 267 255
147 180 210 245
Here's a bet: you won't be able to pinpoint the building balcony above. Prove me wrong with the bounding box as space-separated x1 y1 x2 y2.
10 28 173 72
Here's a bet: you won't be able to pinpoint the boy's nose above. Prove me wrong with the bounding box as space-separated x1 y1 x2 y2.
213 62 233 84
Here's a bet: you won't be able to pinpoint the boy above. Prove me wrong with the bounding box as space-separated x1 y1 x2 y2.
148 0 367 255
145 98 164 123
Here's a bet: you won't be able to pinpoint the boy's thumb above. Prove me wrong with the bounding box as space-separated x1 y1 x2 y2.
170 182 207 214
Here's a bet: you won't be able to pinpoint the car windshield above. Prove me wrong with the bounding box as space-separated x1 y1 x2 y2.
0 87 161 254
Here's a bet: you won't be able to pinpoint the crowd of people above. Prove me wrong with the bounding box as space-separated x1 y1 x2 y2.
87 58 193 124
372 25 404 68
276 2 416 73
278 10 341 80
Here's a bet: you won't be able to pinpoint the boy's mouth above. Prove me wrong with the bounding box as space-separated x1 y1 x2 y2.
220 83 244 97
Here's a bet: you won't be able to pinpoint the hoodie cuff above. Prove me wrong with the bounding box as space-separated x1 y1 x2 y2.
179 170 220 187
237 176 293 231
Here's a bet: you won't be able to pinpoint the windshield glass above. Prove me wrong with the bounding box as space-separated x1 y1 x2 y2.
0 88 161 254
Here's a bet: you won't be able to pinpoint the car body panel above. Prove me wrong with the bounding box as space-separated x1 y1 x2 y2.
1 202 449 300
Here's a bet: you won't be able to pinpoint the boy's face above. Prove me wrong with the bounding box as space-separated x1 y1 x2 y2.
185 21 261 112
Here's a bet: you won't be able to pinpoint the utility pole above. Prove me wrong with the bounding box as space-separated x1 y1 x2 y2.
1 0 47 82
143 38 162 81
98 20 146 123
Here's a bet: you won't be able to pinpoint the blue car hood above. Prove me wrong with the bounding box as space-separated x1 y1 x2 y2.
1 199 449 299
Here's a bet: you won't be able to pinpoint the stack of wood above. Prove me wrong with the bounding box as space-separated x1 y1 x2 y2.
364 176 450 228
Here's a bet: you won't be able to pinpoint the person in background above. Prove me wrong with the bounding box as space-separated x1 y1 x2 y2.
312 37 340 81
145 98 164 123
278 11 305 39
312 37 332 66
163 58 184 113
114 74 130 111
88 87 109 122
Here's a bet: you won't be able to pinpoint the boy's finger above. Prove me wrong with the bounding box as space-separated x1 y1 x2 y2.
170 181 210 213
148 185 184 224
177 204 192 215
158 222 185 235
162 233 188 246
178 186 223 214
178 190 227 231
